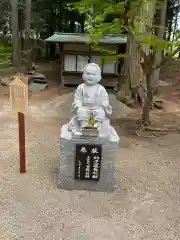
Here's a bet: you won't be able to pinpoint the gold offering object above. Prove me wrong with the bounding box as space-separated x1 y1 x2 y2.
82 111 99 137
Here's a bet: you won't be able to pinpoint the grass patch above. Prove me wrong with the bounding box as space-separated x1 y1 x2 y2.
0 44 12 67
0 62 11 69
0 53 10 61
0 44 12 53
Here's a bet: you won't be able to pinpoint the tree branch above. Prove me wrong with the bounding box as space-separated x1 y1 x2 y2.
154 47 180 69
129 22 180 73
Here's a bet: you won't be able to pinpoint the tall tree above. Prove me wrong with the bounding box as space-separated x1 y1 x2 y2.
11 0 20 66
31 0 85 58
135 0 171 124
75 0 179 124
24 0 32 69
145 0 168 104
117 0 156 107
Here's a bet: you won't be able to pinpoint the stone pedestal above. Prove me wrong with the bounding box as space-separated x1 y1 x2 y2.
57 136 119 192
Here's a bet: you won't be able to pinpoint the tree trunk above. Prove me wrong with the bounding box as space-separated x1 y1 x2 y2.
151 0 168 92
171 7 178 44
48 13 57 59
70 21 75 32
49 27 56 59
165 2 173 41
117 0 157 107
24 0 32 70
80 16 85 33
18 7 24 63
116 33 144 106
142 73 153 124
11 0 20 66
142 0 168 124
49 44 56 59
166 17 173 41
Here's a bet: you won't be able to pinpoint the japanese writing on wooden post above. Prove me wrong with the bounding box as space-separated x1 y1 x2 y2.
9 76 28 114
9 76 28 174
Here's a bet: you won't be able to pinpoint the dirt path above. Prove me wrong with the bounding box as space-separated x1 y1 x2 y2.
0 85 180 239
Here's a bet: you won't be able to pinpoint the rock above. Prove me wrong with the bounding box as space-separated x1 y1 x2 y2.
0 76 12 86
30 73 46 79
32 63 39 70
26 70 36 75
154 100 164 109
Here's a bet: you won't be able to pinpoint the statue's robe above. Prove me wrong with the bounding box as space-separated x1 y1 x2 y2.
72 83 112 123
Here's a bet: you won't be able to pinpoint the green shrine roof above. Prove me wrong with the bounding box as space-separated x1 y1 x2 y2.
44 32 127 44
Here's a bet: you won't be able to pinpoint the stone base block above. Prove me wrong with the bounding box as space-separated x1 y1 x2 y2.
57 137 119 192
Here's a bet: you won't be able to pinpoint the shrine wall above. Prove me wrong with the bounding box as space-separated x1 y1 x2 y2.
63 43 119 52
64 43 89 52
61 42 123 88
62 73 118 89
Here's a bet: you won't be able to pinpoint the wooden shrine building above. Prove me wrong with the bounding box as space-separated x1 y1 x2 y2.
45 32 127 89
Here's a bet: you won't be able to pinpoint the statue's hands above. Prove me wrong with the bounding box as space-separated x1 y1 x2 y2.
104 104 112 115
72 102 81 110
103 103 109 109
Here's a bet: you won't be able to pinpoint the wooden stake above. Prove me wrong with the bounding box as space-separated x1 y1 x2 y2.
18 112 26 173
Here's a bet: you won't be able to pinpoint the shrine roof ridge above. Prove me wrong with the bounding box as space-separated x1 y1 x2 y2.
44 32 127 44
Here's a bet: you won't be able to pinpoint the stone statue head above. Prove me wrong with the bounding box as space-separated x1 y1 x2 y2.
82 63 102 85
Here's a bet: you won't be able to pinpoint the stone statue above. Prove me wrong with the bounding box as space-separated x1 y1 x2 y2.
61 63 119 143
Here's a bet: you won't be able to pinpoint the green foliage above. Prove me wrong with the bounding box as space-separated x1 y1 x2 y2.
32 0 85 38
72 0 128 60
73 0 180 65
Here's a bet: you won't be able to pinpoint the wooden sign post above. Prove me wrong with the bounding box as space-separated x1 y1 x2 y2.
9 76 28 173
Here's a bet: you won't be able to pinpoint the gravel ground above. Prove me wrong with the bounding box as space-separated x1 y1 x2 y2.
0 91 180 239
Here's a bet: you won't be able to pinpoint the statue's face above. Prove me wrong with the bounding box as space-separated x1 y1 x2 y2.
82 66 101 85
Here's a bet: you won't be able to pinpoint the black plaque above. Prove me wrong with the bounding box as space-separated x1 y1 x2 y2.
74 144 102 181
